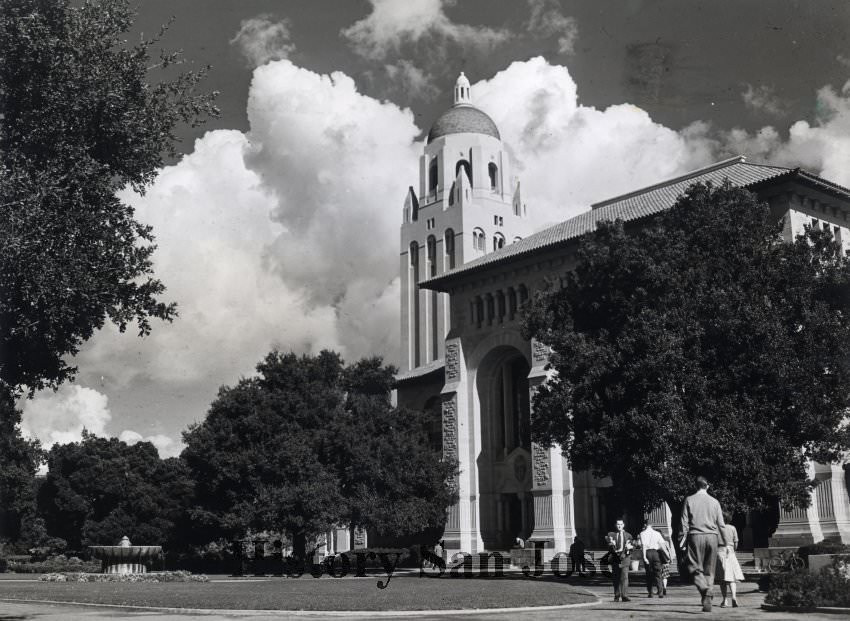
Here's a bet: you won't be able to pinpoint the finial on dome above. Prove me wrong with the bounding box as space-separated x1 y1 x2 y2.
453 72 472 106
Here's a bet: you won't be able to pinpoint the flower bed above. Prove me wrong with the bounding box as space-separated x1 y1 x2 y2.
40 570 209 583
764 554 850 608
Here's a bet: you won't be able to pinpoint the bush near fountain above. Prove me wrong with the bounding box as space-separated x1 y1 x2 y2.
4 554 100 574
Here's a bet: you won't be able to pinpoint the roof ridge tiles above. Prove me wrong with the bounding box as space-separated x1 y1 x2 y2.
591 155 770 210
422 158 846 290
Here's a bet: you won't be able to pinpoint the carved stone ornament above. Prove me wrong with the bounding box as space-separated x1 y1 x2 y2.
532 443 550 486
445 343 459 381
442 396 459 491
442 396 458 463
532 339 549 363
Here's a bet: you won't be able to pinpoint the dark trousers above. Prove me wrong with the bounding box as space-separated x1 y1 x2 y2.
611 557 629 598
687 533 719 595
644 549 663 595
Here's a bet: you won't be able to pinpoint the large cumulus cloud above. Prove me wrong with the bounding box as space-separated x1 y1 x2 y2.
22 55 850 454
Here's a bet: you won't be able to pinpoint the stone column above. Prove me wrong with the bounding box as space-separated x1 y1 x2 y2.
645 502 673 537
526 339 574 560
335 526 351 553
769 460 825 547
441 339 479 554
812 462 850 544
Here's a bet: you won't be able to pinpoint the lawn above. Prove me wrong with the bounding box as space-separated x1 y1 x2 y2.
0 574 594 611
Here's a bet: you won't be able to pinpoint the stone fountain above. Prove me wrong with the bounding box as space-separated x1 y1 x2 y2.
89 536 162 574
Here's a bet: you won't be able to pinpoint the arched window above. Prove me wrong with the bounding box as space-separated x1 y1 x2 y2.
445 229 455 270
488 162 498 191
456 159 472 184
428 157 438 194
493 233 505 251
518 284 528 306
485 294 495 325
507 287 517 320
410 242 420 366
427 235 437 277
513 236 522 244
472 228 485 253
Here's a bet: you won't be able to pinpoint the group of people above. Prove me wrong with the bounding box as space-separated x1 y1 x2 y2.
606 475 744 612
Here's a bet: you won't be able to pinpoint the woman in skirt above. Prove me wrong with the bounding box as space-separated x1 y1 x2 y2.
717 512 745 607
659 534 673 595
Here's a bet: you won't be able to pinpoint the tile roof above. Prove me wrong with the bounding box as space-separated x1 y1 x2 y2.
422 156 830 290
395 358 445 384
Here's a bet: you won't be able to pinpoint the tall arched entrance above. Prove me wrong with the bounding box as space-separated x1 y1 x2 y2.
475 346 533 550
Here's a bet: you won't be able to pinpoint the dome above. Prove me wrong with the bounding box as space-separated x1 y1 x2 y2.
427 105 501 143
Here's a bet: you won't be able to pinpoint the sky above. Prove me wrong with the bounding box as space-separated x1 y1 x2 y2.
20 0 850 458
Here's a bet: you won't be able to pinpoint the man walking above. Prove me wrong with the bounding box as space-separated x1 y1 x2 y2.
679 476 727 612
606 519 633 602
639 521 665 597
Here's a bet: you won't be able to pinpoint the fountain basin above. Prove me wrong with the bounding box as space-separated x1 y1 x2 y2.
89 542 162 574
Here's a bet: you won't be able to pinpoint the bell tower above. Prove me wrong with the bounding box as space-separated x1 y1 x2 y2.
400 73 532 372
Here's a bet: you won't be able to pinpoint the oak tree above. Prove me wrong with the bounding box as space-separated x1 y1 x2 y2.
0 0 217 395
182 352 454 559
37 431 193 550
524 182 850 535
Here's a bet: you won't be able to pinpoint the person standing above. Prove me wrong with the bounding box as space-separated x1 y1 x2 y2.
679 476 727 612
606 518 633 602
660 532 675 596
716 513 744 608
568 536 586 576
639 521 666 598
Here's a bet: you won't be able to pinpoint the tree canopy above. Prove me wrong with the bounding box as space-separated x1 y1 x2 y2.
0 394 42 541
524 182 850 523
37 431 193 550
0 0 217 395
182 351 454 558
336 358 455 545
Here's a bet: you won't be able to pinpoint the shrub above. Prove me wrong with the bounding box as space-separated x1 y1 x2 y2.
0 557 7 573
765 554 850 608
7 554 100 574
166 540 235 574
797 538 850 563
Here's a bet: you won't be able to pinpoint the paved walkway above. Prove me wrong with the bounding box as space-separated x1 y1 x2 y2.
0 582 842 620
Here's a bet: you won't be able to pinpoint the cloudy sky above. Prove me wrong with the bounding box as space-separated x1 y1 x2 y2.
21 0 850 457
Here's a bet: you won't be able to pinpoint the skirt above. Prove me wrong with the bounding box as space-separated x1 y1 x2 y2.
717 547 744 583
660 564 671 579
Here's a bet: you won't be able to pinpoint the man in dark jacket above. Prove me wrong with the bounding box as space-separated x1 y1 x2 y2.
606 518 633 602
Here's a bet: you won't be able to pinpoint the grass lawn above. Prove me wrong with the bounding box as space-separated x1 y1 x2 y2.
0 574 594 611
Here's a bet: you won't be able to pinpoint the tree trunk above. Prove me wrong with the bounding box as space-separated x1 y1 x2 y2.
292 531 307 562
666 498 690 581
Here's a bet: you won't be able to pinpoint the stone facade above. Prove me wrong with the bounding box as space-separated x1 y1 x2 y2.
395 74 850 557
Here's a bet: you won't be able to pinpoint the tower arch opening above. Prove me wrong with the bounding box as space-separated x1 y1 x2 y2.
488 162 498 191
429 157 439 195
475 346 533 550
456 159 472 185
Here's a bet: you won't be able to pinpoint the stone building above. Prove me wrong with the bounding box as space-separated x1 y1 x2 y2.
396 73 850 558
